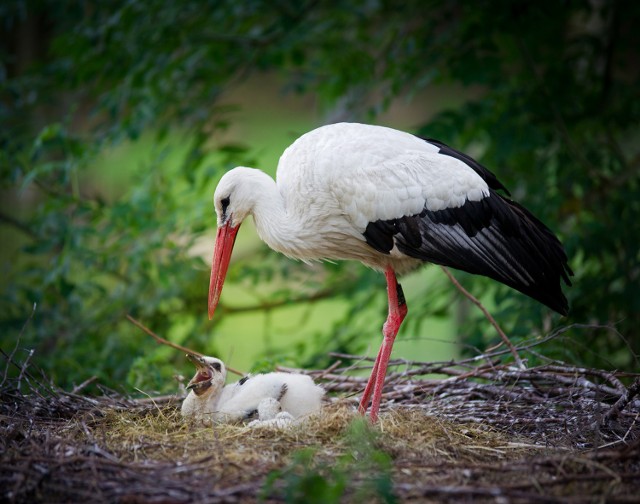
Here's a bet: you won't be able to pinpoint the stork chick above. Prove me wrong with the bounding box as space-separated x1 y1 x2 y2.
180 354 231 421
180 354 325 426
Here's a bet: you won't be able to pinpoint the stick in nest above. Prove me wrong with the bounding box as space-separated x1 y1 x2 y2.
125 314 244 376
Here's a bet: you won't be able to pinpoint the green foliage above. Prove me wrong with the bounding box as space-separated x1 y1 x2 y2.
408 1 640 366
261 418 396 503
1 0 638 393
262 448 348 504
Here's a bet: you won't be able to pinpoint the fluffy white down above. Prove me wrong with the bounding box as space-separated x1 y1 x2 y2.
215 372 325 424
181 367 325 426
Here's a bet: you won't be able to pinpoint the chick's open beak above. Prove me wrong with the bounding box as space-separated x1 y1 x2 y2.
185 354 212 392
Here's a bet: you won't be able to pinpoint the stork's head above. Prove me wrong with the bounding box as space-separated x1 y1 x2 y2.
185 354 226 397
209 167 266 319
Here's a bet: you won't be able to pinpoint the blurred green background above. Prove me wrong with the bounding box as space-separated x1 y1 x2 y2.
1 1 638 394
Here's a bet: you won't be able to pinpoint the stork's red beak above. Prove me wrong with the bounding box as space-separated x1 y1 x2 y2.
208 221 240 320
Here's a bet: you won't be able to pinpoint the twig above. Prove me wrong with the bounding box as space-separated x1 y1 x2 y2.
603 378 640 425
218 287 336 315
16 348 35 390
317 360 342 378
440 266 524 369
72 376 98 394
132 394 183 405
277 360 342 379
1 302 37 388
0 210 38 239
125 314 244 376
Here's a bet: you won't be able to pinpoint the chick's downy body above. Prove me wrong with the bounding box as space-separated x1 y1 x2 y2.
181 354 324 425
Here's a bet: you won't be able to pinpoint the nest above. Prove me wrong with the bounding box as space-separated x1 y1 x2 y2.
1 344 639 503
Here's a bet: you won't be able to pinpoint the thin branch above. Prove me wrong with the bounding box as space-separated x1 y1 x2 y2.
125 314 244 376
1 302 38 388
0 210 38 239
217 287 336 315
440 266 524 369
604 377 640 425
72 376 98 394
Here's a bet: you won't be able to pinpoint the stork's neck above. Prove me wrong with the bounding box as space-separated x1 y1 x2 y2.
247 171 305 257
236 167 358 262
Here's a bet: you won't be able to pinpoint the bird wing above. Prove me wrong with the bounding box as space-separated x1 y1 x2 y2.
364 191 572 314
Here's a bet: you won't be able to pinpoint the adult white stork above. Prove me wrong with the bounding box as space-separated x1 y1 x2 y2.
208 122 572 422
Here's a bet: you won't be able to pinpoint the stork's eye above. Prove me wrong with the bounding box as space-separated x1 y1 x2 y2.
211 362 222 372
220 196 230 214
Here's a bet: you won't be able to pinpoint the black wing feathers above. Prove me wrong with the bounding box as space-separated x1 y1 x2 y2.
364 220 396 254
364 216 423 253
396 215 422 249
365 192 572 315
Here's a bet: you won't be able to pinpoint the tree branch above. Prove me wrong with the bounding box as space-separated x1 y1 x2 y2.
217 287 337 315
125 314 244 376
0 210 38 239
440 266 524 369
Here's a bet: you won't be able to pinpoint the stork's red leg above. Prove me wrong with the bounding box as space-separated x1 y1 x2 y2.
358 266 407 422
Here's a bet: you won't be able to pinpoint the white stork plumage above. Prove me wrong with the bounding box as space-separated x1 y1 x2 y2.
207 122 572 422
